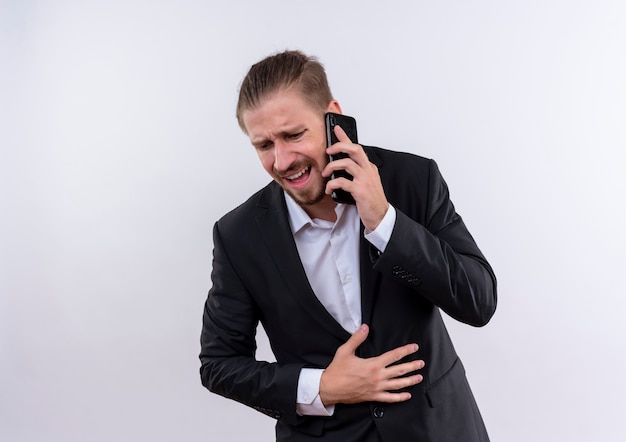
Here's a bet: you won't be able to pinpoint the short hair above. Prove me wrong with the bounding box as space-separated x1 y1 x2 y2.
236 50 334 132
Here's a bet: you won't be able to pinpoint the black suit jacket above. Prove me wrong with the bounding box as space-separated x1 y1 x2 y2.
200 146 497 441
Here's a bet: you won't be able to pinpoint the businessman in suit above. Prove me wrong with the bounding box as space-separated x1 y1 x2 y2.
200 50 497 441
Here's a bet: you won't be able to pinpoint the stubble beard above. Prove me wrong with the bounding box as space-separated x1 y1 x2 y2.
282 174 329 207
276 155 331 208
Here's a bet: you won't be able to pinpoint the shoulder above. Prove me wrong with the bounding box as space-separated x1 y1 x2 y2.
363 145 450 217
215 181 283 230
364 145 434 171
363 145 440 187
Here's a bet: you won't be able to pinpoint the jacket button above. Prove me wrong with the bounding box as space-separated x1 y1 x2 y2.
373 406 384 418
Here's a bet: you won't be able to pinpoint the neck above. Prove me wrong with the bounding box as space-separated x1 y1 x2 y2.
302 195 338 222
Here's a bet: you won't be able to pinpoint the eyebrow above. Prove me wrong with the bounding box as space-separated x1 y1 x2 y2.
251 126 305 147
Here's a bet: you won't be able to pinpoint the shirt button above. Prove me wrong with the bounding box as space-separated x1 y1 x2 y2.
373 407 384 418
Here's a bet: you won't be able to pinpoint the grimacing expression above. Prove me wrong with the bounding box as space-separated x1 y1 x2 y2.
242 88 341 208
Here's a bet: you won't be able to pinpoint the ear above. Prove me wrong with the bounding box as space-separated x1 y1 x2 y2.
326 100 342 114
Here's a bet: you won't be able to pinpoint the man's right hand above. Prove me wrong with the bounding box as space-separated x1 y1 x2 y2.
319 324 425 406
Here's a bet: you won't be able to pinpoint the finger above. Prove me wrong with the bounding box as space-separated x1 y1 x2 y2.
329 125 366 162
325 176 354 196
339 323 369 354
379 343 420 367
372 391 413 403
386 360 425 378
322 153 364 180
333 124 351 143
381 373 424 393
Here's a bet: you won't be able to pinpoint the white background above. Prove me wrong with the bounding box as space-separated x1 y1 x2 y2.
2 1 625 440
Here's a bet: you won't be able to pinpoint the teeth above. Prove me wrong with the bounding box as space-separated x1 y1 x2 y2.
286 166 309 180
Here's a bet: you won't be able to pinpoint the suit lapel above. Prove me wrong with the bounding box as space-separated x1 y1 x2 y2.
359 232 380 327
255 183 350 341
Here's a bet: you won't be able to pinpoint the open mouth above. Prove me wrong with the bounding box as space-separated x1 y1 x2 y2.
285 165 311 182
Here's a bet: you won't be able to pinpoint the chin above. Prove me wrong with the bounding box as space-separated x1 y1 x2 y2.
286 186 326 207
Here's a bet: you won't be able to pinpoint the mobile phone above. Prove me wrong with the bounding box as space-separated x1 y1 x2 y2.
325 112 358 205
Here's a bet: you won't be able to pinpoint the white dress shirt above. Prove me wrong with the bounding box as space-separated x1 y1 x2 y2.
283 193 396 416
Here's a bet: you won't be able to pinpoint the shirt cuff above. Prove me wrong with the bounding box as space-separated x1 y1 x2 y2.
364 205 396 253
296 368 335 417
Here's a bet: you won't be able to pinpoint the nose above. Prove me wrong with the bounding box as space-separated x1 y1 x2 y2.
273 141 296 173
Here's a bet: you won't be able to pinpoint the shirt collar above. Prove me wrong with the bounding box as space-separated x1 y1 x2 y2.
284 191 347 234
284 192 311 235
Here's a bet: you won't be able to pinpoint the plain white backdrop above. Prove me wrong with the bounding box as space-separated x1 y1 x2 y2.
2 1 625 440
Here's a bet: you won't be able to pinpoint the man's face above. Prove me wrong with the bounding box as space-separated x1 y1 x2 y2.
243 88 339 209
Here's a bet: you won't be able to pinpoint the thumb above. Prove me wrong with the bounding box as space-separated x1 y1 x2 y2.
341 324 369 354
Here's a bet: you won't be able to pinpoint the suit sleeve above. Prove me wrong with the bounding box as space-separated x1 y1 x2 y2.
373 159 497 326
199 222 304 425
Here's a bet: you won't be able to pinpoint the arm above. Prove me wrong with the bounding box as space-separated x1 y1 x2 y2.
199 222 303 425
374 159 497 327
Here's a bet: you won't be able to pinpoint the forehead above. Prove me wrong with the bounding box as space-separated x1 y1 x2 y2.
242 88 322 138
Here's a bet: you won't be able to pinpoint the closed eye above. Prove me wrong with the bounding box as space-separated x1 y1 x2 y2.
286 131 305 141
256 141 273 151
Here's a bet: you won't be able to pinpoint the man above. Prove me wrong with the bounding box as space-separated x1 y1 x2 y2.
200 50 497 441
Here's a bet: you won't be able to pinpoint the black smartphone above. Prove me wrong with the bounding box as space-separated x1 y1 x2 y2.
325 112 358 205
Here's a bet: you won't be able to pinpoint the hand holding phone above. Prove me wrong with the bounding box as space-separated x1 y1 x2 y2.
325 112 358 205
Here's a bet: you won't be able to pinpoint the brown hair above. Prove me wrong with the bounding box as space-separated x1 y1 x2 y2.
236 50 333 132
